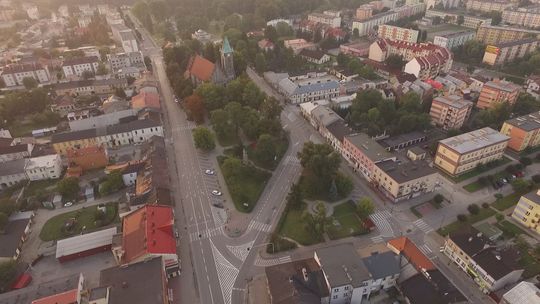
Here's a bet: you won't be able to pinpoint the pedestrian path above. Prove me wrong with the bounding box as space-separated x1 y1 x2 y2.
414 219 434 234
254 255 292 267
247 220 272 233
284 155 301 166
189 226 224 242
369 210 394 237
418 244 433 257
210 240 238 304
226 241 254 262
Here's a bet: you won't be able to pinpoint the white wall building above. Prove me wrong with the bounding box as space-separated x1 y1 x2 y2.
25 154 62 181
108 51 145 71
0 159 28 190
1 63 50 87
62 56 100 78
433 31 476 49
308 12 342 27
120 30 139 53
378 24 419 43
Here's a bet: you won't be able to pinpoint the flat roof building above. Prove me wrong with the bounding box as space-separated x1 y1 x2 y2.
477 80 521 110
511 189 540 235
429 95 473 130
500 111 540 152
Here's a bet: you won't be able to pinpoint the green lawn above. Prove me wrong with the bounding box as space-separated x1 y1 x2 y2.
218 156 271 213
279 208 323 245
39 203 118 241
438 208 497 236
23 180 57 198
492 192 522 211
495 220 527 238
463 181 485 193
444 157 512 183
327 200 368 240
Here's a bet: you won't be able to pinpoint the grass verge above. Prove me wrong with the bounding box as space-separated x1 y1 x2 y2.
491 192 522 211
327 200 368 240
279 207 323 245
437 208 496 236
495 220 527 238
442 156 512 183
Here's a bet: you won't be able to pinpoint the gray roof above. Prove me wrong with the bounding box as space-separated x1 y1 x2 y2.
51 120 160 143
505 111 540 132
522 189 540 205
326 120 353 142
376 159 437 183
0 219 30 258
439 127 509 154
51 128 97 144
106 119 161 136
99 257 166 304
62 56 99 66
0 144 28 155
345 133 394 162
0 159 27 176
379 131 426 149
295 81 339 95
311 105 341 127
315 243 371 287
502 281 540 304
496 38 538 48
362 251 400 280
278 78 298 95
89 287 108 301
433 95 473 110
119 30 136 41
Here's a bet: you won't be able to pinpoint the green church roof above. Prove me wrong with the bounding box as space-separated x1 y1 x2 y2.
222 37 233 54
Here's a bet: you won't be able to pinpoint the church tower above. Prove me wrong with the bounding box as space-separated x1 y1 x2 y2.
221 37 235 81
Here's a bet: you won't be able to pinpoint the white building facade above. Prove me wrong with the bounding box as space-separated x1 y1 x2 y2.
25 154 63 181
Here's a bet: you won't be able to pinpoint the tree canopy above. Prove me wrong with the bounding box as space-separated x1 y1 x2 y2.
192 127 216 151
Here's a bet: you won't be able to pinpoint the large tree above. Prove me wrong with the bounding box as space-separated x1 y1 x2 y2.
192 127 216 151
0 261 16 293
356 197 375 219
184 94 206 124
57 177 80 201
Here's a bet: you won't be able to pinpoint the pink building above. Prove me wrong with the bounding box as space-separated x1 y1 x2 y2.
342 133 395 180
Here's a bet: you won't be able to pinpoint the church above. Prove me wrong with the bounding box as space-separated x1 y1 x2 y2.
185 37 235 86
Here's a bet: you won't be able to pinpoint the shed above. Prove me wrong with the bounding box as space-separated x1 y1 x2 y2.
55 227 117 262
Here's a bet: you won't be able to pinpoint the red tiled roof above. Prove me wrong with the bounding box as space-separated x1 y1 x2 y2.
186 55 215 82
388 236 435 271
31 289 78 304
122 204 176 263
131 91 161 110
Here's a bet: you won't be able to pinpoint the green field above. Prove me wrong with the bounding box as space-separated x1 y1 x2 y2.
279 208 323 245
327 200 368 240
492 192 522 211
39 203 118 241
438 208 497 236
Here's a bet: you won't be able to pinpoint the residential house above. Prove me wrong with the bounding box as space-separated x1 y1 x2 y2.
278 74 340 104
443 227 524 293
53 78 128 97
31 273 85 304
284 39 317 54
314 244 373 304
131 91 161 110
501 281 540 304
0 159 28 190
69 109 138 131
0 212 33 262
434 127 510 176
111 205 180 276
361 251 400 292
342 133 396 180
429 95 473 130
325 120 354 154
307 12 341 27
25 154 62 181
511 189 540 235
300 49 331 65
98 257 169 304
466 0 514 13
425 10 491 29
1 62 50 87
51 95 77 116
477 80 521 109
62 56 100 79
258 39 275 51
67 145 108 171
500 111 540 152
108 51 145 72
526 74 540 99
0 144 33 163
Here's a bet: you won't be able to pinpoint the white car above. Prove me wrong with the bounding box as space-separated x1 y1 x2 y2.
205 169 215 175
63 202 73 207
211 190 222 196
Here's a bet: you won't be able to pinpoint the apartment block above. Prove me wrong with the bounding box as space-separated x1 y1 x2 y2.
482 39 540 66
352 4 425 36
433 31 476 49
443 227 523 293
307 12 341 27
62 56 100 78
477 80 521 110
372 159 438 202
356 4 373 20
1 63 50 87
425 10 491 29
25 154 63 181
434 127 509 176
378 24 418 43
466 0 514 13
476 25 540 45
429 95 473 130
342 133 396 180
511 189 540 235
108 51 145 71
500 111 540 152
502 5 540 28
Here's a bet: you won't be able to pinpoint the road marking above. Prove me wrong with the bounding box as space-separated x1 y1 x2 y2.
369 210 394 238
371 234 384 243
226 241 254 262
254 254 292 267
210 240 238 304
247 221 272 233
189 226 224 242
419 244 433 256
414 219 433 234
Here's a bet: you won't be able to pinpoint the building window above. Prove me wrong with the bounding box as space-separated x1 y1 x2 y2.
334 288 339 292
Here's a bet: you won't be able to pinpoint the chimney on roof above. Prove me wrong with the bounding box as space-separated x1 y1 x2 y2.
476 232 482 238
122 281 128 288
468 237 473 242
302 268 309 282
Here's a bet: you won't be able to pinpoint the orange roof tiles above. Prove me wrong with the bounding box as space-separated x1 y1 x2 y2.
388 236 435 271
121 205 176 263
131 91 161 110
31 289 78 304
186 55 215 82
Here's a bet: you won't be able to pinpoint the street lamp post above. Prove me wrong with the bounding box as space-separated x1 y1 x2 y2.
247 242 275 253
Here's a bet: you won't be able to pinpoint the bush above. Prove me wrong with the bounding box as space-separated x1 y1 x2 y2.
467 203 480 215
494 193 504 200
532 174 540 184
482 202 489 209
457 214 467 222
520 156 532 167
434 194 444 204
495 213 504 222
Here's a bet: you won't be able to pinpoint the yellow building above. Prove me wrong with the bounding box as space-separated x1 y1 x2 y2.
511 190 540 235
500 111 540 152
476 25 540 45
51 129 98 155
434 127 509 176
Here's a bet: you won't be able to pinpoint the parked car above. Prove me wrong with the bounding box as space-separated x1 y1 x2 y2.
516 171 524 178
211 190 222 196
204 169 215 175
63 202 73 207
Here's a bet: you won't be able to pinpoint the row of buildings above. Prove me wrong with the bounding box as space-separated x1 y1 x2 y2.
352 3 426 36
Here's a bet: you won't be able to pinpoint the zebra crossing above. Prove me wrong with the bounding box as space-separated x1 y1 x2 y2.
248 220 272 233
369 210 395 238
172 123 196 132
418 244 433 256
414 219 433 234
370 234 384 244
189 226 224 242
284 155 301 166
210 241 238 304
254 254 292 267
226 241 254 262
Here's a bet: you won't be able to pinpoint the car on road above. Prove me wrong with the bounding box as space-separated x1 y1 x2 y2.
204 169 215 175
211 190 222 196
63 202 73 207
173 95 179 103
